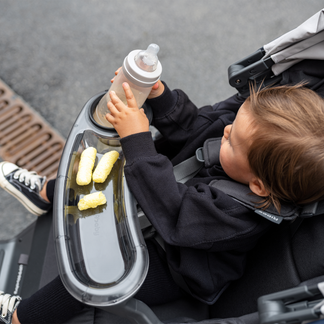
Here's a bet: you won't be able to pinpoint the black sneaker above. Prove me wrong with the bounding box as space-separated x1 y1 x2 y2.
0 162 51 216
0 291 21 324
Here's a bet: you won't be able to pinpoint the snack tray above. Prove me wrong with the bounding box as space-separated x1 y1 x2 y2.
53 92 149 306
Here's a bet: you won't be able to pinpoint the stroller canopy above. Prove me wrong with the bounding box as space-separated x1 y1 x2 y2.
264 8 324 75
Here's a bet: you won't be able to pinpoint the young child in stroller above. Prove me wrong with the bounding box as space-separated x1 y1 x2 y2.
0 76 324 324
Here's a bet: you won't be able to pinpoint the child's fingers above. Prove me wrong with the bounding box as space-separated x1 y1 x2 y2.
110 67 122 83
107 100 119 114
105 112 116 125
105 112 113 122
109 91 125 111
122 83 138 108
152 82 159 90
106 100 119 123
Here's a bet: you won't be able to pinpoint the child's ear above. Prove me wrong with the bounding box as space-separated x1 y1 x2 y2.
249 177 270 197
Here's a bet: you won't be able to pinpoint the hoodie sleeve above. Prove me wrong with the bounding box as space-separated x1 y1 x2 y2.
121 131 265 251
146 82 245 155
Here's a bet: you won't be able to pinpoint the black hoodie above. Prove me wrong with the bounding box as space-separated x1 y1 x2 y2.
120 83 273 304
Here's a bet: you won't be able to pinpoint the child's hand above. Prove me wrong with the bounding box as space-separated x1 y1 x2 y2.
148 80 164 99
106 83 150 138
110 67 122 83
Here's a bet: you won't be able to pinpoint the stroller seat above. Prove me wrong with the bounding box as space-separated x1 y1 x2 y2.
13 202 324 324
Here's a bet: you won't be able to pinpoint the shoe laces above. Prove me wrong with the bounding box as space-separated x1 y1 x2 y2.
13 168 45 191
0 291 21 318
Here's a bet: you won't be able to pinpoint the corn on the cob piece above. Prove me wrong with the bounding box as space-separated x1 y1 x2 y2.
93 150 119 183
76 147 97 186
78 191 107 211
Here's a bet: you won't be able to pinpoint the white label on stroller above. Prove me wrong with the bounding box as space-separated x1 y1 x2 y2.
255 210 283 224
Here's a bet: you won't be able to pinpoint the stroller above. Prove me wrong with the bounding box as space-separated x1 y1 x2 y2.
1 8 324 324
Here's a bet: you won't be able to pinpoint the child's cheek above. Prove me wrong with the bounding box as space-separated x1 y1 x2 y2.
219 145 227 170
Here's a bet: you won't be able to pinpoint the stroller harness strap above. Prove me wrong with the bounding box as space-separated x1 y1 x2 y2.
173 137 324 224
173 137 221 183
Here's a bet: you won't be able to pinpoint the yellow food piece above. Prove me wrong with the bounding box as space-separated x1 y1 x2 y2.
78 191 107 211
93 150 119 183
76 147 97 186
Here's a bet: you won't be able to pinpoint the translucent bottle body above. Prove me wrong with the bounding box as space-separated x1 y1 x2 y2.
93 44 162 129
93 68 152 128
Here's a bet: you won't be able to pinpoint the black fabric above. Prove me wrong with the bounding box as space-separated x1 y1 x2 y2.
46 179 56 203
63 307 96 324
209 215 324 318
135 240 184 306
18 276 85 324
280 59 324 98
150 296 209 323
291 215 324 282
209 222 299 318
121 85 273 304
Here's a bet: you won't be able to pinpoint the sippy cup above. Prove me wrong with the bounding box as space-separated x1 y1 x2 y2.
93 44 162 128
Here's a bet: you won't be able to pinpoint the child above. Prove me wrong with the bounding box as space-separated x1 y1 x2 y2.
1 79 324 324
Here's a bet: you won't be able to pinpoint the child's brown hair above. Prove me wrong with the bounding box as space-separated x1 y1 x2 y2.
245 84 324 212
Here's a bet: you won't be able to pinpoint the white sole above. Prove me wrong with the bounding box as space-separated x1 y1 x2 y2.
0 164 46 216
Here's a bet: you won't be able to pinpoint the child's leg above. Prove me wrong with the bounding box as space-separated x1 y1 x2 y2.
42 178 56 204
0 292 21 324
12 311 20 324
0 162 52 216
39 182 50 203
135 239 184 305
1 242 182 324
2 276 84 324
5 248 180 324
15 276 84 324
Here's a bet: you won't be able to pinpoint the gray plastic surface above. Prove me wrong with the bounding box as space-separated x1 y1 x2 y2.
0 222 36 295
258 285 323 324
53 92 149 307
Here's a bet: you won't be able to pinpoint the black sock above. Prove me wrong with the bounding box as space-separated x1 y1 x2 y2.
17 276 85 324
46 179 56 204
